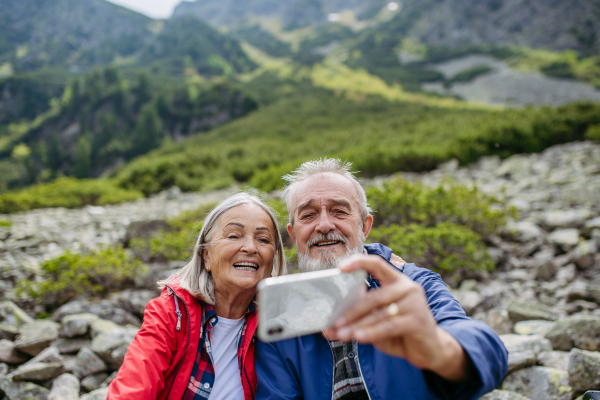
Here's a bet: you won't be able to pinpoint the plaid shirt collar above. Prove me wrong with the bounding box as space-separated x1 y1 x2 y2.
182 299 257 400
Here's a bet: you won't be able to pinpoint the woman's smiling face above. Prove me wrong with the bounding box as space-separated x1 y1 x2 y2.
203 203 276 297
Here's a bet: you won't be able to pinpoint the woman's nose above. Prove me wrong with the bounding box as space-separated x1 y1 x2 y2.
241 235 258 253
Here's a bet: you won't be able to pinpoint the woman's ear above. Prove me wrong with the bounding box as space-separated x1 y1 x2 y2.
202 248 210 271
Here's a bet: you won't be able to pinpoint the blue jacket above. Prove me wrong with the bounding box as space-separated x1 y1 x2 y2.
256 243 508 400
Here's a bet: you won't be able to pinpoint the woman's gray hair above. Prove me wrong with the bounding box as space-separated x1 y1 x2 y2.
281 158 372 225
158 192 286 304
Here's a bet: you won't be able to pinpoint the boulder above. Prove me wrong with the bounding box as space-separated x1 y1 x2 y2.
0 375 49 400
22 346 62 365
535 259 558 281
48 373 80 400
89 319 121 339
548 229 580 250
109 289 157 318
11 362 64 381
452 290 482 315
13 320 60 356
507 350 536 373
584 217 600 234
0 301 34 328
90 324 138 369
0 322 18 340
566 281 600 304
538 351 570 371
100 370 117 388
59 313 99 338
500 334 552 356
0 363 7 375
53 300 140 327
567 348 600 393
473 308 513 335
501 366 572 400
508 221 544 242
72 347 107 379
0 339 27 364
507 301 558 323
81 372 109 392
544 315 600 351
80 386 109 400
542 209 592 229
479 390 531 400
51 338 91 354
513 320 555 336
573 240 598 270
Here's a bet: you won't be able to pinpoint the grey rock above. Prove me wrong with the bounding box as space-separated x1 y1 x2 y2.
555 264 577 283
592 229 600 248
452 290 482 315
79 386 109 400
0 375 49 399
542 209 592 229
508 221 544 242
507 301 558 323
566 281 600 304
14 320 60 356
48 373 79 400
22 346 62 366
109 289 157 318
568 348 600 392
564 300 598 315
89 319 121 339
59 313 99 338
0 362 8 375
81 372 109 392
548 229 580 250
61 355 77 373
500 334 552 356
0 322 18 340
501 366 572 400
90 324 138 369
100 370 117 388
53 300 140 327
513 320 555 336
535 259 558 281
0 301 34 329
545 315 600 351
72 347 107 379
507 350 536 373
538 351 570 371
11 362 64 381
573 240 598 270
473 308 513 335
584 217 600 234
0 339 27 364
479 389 531 399
50 337 91 354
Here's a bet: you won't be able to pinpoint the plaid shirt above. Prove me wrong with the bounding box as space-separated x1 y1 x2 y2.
182 301 256 400
329 340 369 400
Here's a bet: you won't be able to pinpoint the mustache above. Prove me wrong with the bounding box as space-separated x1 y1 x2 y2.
306 232 348 248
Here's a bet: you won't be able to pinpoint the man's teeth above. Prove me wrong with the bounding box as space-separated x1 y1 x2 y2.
315 241 340 247
234 262 258 270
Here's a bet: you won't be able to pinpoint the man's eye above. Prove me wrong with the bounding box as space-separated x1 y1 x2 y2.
300 213 314 219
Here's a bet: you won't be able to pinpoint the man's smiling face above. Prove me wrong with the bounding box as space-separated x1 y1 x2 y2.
287 173 372 269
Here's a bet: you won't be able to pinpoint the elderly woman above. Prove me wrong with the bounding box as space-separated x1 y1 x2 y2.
108 192 285 400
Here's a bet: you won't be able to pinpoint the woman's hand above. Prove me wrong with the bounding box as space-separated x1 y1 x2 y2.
323 254 472 382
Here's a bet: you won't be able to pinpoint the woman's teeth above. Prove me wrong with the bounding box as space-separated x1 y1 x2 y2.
234 262 258 270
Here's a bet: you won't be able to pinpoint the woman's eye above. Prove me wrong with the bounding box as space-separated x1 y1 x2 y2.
227 234 239 239
259 238 271 244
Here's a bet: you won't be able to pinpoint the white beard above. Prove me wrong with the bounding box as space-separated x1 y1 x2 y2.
296 229 365 272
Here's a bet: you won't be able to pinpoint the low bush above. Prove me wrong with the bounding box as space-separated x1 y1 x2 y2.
586 124 600 141
0 177 143 214
368 222 494 286
366 177 512 236
17 245 141 304
0 220 11 227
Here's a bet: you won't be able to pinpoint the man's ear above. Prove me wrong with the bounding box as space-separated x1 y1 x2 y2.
287 224 296 243
362 215 373 240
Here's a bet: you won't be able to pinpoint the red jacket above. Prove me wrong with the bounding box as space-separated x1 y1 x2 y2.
108 278 258 400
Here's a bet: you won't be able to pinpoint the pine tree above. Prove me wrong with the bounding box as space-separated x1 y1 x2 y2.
46 133 62 171
131 102 163 157
72 135 92 178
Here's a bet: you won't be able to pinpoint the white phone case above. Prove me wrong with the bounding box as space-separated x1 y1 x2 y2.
257 268 367 342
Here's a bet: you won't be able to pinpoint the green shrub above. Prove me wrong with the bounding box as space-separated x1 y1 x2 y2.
368 223 494 286
17 246 141 304
366 178 511 236
0 220 11 227
0 177 143 214
586 124 600 141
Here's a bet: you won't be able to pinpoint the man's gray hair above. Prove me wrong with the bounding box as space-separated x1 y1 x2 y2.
281 158 372 224
158 192 286 304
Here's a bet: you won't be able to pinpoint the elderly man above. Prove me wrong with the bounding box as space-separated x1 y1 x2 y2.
255 158 507 400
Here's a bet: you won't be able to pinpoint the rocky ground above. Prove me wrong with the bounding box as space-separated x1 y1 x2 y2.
1 141 600 399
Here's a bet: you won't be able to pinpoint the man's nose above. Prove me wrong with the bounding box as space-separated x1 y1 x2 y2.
316 209 335 233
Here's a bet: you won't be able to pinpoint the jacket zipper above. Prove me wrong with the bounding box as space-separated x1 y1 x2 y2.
324 333 336 400
165 285 191 400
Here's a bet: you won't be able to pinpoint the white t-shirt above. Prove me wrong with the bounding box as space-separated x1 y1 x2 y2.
209 316 245 400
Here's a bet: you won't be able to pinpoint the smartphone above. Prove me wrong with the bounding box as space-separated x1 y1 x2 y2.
257 268 367 342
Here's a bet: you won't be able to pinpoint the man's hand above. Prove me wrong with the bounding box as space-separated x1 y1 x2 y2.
323 254 472 382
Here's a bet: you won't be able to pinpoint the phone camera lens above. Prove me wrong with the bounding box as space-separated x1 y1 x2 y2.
268 326 284 335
